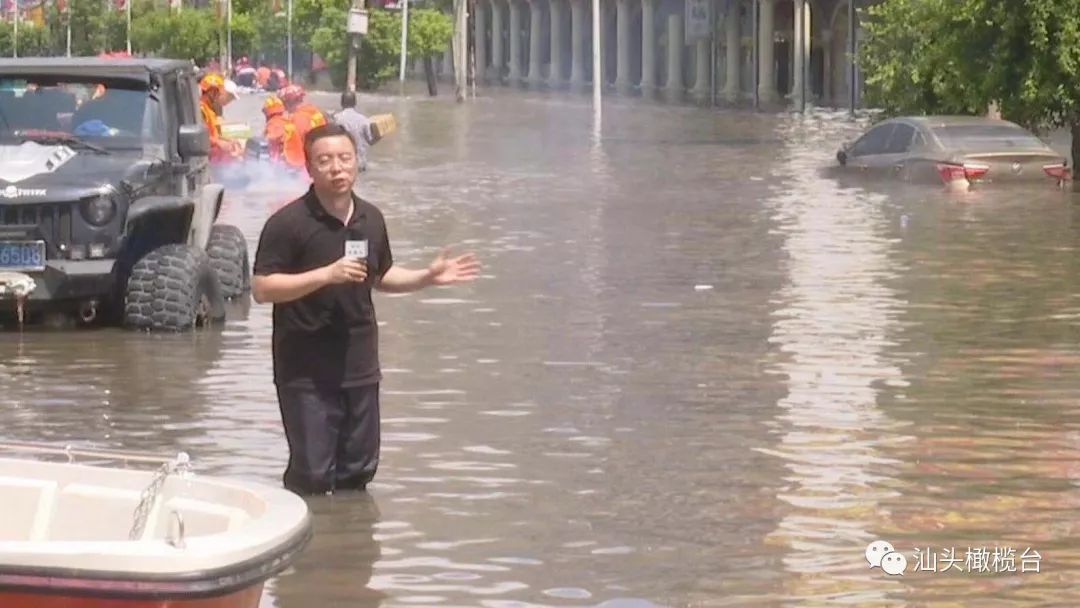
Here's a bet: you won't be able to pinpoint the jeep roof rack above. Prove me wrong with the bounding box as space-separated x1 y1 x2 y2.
0 58 196 82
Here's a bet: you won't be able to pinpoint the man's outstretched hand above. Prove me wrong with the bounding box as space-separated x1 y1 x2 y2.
427 247 481 285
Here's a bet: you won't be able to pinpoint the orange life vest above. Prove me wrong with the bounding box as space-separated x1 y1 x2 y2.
290 103 326 140
264 114 289 160
280 118 306 169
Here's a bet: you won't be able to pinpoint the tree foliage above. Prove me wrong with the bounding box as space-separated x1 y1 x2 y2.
308 5 452 91
865 3 1080 146
0 0 453 92
861 0 1080 168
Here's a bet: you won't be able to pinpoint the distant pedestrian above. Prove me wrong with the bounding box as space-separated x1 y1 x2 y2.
252 123 481 496
333 91 376 175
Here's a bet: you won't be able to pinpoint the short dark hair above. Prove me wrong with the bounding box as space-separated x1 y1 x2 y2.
303 122 357 162
341 91 356 108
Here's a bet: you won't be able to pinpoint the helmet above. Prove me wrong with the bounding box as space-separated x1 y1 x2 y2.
200 73 225 94
279 84 304 103
262 95 284 117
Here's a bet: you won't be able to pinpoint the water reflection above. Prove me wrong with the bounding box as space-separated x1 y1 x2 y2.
7 88 1080 606
760 111 915 603
269 493 384 608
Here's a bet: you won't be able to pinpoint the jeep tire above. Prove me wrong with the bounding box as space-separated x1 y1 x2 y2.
123 244 227 331
206 224 250 299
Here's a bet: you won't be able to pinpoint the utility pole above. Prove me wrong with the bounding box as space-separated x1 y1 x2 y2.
347 0 368 93
591 0 600 132
453 0 467 102
287 0 293 81
66 3 71 58
752 0 758 111
848 0 855 116
126 0 133 54
398 0 409 83
226 0 232 72
13 0 18 59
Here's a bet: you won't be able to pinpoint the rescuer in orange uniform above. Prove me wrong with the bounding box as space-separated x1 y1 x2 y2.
199 73 242 162
279 85 326 142
262 95 304 169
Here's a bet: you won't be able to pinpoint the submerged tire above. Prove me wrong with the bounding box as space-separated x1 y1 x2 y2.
123 244 227 331
206 223 250 299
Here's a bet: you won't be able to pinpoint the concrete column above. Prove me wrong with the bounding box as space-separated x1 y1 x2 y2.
491 0 504 81
757 0 775 103
821 29 832 104
640 0 656 94
528 0 544 84
614 0 632 93
570 0 586 88
549 0 564 85
692 38 709 103
792 0 805 106
475 1 488 82
664 13 683 101
509 0 524 81
722 0 740 101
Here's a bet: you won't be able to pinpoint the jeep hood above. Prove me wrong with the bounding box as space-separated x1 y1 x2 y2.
0 141 163 200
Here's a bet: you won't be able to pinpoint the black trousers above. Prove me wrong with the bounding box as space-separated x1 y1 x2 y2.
275 383 381 495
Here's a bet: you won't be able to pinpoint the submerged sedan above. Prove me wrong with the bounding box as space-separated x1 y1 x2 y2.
836 116 1070 188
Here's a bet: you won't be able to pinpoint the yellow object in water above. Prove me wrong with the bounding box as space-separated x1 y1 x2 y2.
369 114 397 143
220 123 252 141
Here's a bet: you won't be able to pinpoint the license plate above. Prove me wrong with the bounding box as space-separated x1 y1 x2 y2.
0 241 45 271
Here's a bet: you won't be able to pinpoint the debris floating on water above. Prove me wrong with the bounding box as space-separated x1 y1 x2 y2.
694 284 714 291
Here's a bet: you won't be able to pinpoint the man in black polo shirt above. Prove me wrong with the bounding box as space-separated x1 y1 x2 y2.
252 123 480 495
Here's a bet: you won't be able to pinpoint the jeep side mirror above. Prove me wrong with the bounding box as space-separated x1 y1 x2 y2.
178 123 210 158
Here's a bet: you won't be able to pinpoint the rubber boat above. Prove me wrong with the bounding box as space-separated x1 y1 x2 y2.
0 445 312 607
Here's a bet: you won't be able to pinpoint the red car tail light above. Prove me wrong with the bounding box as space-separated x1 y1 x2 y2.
936 162 989 184
1043 163 1071 180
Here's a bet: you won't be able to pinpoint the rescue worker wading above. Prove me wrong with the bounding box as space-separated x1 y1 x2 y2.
262 95 304 169
280 85 326 142
199 73 242 161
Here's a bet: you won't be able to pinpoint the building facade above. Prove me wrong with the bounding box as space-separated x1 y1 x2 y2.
427 0 872 110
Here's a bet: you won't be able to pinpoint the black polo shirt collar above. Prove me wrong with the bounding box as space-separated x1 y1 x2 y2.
302 186 367 228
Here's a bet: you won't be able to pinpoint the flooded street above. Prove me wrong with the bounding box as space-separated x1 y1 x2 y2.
6 86 1080 606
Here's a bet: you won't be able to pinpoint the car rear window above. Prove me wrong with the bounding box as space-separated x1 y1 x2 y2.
931 124 1047 150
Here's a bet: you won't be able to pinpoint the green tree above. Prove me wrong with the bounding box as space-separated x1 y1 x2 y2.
132 8 218 63
250 7 289 65
407 8 452 95
309 7 401 90
860 0 1080 171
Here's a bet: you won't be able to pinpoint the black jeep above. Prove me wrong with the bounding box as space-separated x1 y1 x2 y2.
0 58 248 331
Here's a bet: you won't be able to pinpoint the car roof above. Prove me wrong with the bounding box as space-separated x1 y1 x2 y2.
0 58 195 82
899 115 1027 129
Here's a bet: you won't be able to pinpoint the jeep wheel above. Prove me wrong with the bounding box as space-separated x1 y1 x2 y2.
206 223 250 299
123 244 227 331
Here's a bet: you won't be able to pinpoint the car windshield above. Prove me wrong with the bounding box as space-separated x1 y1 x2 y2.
931 124 1047 150
0 76 160 150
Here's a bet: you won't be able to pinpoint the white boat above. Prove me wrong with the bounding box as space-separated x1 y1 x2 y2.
0 445 312 608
